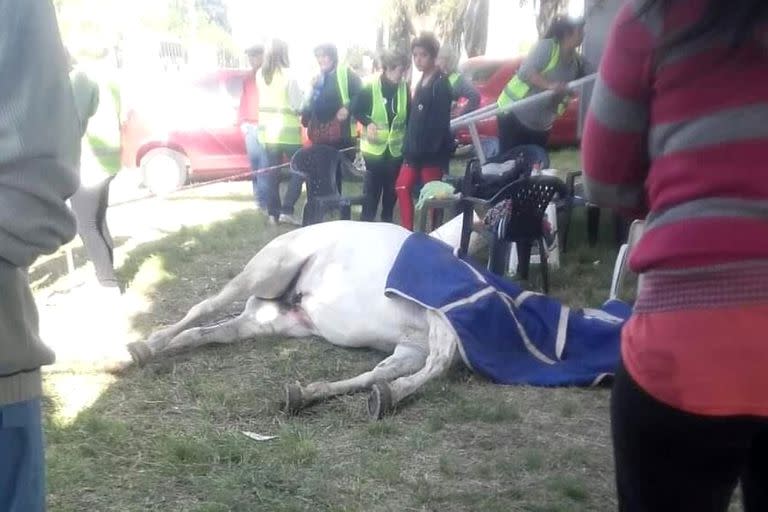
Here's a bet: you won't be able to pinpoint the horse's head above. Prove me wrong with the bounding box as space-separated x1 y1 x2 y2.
428 212 486 255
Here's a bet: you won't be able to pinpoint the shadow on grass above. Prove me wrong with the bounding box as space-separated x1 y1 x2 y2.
30 236 131 291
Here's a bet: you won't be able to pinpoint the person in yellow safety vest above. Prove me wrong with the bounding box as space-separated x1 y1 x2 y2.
495 17 585 155
436 46 480 117
256 39 305 226
302 43 363 150
351 50 411 222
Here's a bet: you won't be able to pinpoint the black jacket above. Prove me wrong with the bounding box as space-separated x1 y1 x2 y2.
301 66 362 141
402 71 453 168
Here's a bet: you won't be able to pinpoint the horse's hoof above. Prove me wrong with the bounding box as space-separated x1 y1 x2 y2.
284 383 304 415
126 341 152 366
367 382 394 421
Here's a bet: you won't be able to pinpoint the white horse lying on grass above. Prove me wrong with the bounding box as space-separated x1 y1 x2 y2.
127 217 483 419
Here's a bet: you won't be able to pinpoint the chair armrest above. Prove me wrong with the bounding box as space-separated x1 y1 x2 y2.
565 170 582 196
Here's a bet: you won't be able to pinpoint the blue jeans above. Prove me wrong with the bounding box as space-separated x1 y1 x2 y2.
0 399 45 512
243 124 269 210
263 144 303 218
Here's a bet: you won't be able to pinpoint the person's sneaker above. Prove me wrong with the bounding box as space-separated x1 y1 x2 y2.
278 213 302 226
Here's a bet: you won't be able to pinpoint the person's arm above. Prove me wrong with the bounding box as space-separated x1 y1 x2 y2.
518 39 566 92
0 0 80 268
454 74 481 114
237 76 252 128
582 3 655 218
350 83 374 126
347 71 362 108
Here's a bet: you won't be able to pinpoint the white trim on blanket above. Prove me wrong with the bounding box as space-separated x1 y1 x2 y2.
592 373 612 387
513 290 540 307
459 258 490 285
500 294 556 366
556 306 570 361
439 287 496 314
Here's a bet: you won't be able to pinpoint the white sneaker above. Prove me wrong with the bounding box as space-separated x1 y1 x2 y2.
278 213 302 226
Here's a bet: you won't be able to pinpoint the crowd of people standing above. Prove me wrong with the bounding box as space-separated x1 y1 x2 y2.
238 32 482 228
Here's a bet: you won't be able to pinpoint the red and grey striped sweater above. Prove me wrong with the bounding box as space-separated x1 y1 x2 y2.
583 0 768 313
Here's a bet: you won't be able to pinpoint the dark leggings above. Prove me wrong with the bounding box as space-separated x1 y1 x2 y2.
497 112 549 154
69 177 119 288
361 152 401 222
611 361 768 511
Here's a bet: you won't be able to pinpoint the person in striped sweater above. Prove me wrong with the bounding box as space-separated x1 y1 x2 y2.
583 0 768 509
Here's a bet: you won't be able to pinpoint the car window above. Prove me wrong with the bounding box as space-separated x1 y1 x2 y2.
462 64 501 84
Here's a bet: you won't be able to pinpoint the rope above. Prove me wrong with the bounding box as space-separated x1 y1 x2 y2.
109 145 357 208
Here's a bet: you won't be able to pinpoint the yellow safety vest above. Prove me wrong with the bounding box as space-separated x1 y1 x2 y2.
360 77 408 158
257 69 302 145
448 72 460 89
335 65 357 138
497 41 568 116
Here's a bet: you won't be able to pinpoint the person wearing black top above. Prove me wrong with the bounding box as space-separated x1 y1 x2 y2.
302 43 363 150
351 50 410 222
395 32 454 231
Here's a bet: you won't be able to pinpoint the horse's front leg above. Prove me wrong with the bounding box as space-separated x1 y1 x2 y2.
368 311 458 420
285 343 428 414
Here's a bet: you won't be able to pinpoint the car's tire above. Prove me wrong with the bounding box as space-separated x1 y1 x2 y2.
140 148 188 196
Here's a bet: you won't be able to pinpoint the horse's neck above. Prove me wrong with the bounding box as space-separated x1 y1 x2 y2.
429 213 482 253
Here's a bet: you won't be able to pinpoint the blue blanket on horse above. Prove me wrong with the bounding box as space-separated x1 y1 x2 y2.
385 233 632 387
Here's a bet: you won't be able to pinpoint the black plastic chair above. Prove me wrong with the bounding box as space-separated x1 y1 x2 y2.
458 161 567 293
290 145 365 226
556 171 629 251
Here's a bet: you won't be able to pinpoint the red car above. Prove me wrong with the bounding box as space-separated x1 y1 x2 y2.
454 56 580 148
120 69 313 195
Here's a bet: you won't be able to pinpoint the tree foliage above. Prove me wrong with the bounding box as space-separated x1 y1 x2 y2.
382 0 488 57
522 0 570 36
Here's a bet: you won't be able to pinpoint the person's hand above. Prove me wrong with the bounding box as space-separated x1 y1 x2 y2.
366 123 378 140
548 82 569 95
336 107 349 121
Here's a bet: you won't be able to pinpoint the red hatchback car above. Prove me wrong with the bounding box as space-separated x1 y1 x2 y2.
454 56 580 148
121 68 314 194
121 69 262 194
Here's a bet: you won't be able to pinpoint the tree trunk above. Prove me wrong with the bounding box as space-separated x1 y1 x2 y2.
535 0 568 37
463 0 489 57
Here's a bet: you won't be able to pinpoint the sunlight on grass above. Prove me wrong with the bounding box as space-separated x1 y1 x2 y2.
128 253 174 295
45 373 116 427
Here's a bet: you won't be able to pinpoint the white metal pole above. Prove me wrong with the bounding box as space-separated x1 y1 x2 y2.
450 73 597 131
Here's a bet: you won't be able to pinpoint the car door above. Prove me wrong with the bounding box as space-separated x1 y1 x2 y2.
168 73 248 180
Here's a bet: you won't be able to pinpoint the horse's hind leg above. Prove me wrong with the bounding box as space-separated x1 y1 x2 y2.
128 231 310 365
367 311 458 420
285 343 428 414
143 296 315 359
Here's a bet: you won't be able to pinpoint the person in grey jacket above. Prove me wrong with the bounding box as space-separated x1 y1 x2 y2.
0 1 80 510
68 53 121 292
436 46 481 117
